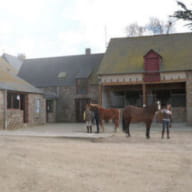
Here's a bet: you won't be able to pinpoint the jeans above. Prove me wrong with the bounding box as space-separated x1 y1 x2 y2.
162 119 170 138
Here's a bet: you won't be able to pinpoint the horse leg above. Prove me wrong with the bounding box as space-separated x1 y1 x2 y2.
126 121 131 137
146 121 152 139
122 113 131 137
123 119 131 137
100 120 104 133
124 119 131 137
114 119 119 133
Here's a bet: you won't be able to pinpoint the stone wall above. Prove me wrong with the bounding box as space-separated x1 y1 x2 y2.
41 85 99 122
28 94 46 125
0 90 4 129
0 92 46 129
7 109 24 129
47 99 56 123
60 85 99 122
47 112 55 123
172 107 186 122
56 86 76 122
88 85 99 103
41 87 57 122
38 83 100 122
186 72 192 124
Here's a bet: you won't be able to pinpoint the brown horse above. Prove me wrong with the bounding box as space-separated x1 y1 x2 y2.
122 101 161 139
89 104 120 132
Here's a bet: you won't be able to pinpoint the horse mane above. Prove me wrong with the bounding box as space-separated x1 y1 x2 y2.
89 103 103 109
142 102 160 115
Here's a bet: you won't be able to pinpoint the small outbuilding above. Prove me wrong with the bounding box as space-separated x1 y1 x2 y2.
0 57 46 129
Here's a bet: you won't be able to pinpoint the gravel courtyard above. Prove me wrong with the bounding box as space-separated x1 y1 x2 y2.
0 123 192 192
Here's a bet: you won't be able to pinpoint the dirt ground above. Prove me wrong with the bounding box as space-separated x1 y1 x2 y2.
0 128 192 192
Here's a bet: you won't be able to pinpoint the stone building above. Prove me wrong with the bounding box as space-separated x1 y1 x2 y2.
97 33 192 123
18 49 104 122
0 57 46 129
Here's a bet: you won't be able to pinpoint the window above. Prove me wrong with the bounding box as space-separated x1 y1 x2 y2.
46 100 54 112
76 78 88 94
7 93 21 109
35 99 41 113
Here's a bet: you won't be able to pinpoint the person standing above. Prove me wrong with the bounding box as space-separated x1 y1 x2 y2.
92 106 100 133
83 104 93 133
161 104 172 139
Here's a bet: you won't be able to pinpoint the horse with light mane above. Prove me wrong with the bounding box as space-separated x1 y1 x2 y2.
89 104 120 133
122 101 161 139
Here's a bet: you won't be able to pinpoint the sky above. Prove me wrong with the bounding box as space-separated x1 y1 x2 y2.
0 0 191 58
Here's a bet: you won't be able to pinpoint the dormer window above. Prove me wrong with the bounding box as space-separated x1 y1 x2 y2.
57 72 67 79
143 49 161 82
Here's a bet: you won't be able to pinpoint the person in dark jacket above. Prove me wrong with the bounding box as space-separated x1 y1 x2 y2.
92 106 100 133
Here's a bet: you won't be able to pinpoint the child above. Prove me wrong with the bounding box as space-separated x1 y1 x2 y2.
83 104 94 133
161 104 172 139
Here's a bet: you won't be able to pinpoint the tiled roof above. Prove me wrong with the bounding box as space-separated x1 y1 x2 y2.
18 53 104 87
0 58 43 94
2 53 23 71
98 33 192 75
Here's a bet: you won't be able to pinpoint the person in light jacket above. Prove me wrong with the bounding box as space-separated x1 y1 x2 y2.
161 104 172 139
83 104 94 133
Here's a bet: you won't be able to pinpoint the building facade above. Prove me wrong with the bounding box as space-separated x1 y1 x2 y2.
0 57 46 129
17 33 192 124
19 50 104 122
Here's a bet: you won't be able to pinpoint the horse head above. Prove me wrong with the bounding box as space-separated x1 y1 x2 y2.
88 103 102 111
156 100 161 111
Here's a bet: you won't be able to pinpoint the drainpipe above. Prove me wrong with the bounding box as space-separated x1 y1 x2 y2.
3 90 7 129
98 84 103 105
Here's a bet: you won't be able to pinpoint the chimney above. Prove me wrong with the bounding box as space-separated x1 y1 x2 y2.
85 48 91 55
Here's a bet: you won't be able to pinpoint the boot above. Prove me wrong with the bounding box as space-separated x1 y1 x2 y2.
167 130 170 139
161 131 164 139
90 126 92 133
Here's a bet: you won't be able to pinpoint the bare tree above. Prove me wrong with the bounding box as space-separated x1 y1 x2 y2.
125 23 145 37
125 18 175 37
172 1 192 29
146 17 175 35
